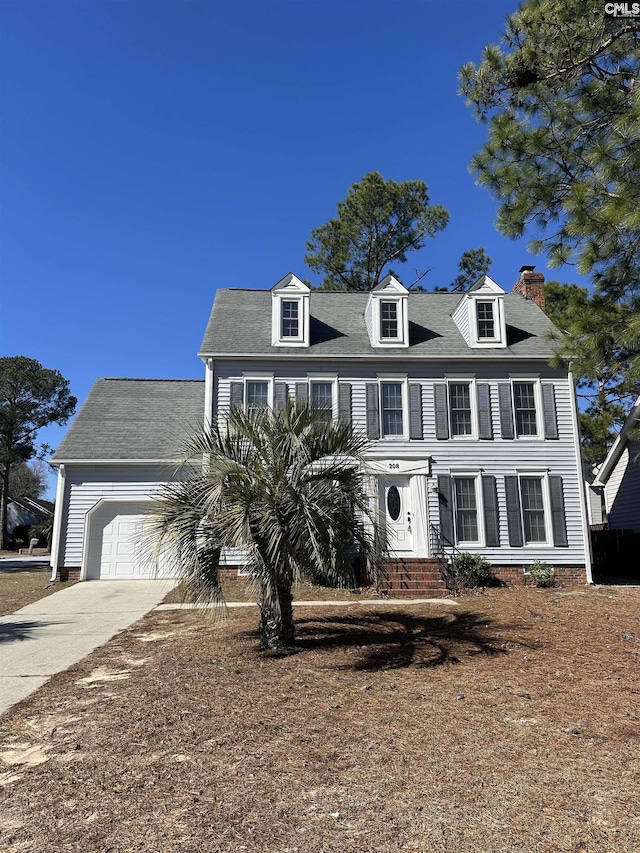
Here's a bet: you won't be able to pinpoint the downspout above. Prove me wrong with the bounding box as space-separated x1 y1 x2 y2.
568 370 593 584
49 464 66 582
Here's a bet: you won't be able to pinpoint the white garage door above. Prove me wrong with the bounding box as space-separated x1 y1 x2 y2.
87 502 176 580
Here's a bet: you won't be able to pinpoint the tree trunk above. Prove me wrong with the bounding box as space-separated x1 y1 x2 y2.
0 464 10 552
258 579 295 650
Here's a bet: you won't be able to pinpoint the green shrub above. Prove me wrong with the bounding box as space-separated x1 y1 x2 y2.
451 552 495 591
528 560 555 588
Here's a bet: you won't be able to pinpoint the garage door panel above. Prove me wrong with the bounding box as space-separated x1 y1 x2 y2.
87 501 179 580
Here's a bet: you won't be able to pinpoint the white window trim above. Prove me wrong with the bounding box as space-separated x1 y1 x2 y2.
516 470 551 546
468 296 506 347
450 470 485 547
308 373 338 420
511 378 542 440
271 293 310 347
243 374 275 411
447 378 478 440
371 296 409 347
378 375 409 441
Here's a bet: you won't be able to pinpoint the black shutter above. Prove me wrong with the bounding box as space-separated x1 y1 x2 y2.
409 383 423 439
365 384 380 439
482 475 500 547
434 383 449 440
295 382 308 405
549 475 568 547
498 383 514 439
477 383 493 440
338 383 352 427
274 382 287 411
542 383 559 440
438 475 454 544
504 475 524 547
230 381 244 410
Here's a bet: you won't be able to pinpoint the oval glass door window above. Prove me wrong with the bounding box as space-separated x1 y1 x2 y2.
387 485 401 521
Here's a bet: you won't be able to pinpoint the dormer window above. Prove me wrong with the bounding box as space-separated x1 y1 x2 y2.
271 273 310 347
451 275 507 349
365 275 409 348
476 301 496 339
281 300 299 338
380 301 399 339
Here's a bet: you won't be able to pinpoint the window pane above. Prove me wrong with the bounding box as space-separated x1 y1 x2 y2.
455 477 478 542
380 302 398 338
282 301 299 337
514 382 538 436
311 382 333 422
382 383 403 436
449 383 472 436
477 301 495 338
520 477 546 542
246 381 268 410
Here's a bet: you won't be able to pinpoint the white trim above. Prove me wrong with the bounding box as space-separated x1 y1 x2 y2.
49 464 66 582
511 378 542 440
308 373 338 419
447 378 478 441
243 374 275 410
198 352 554 361
378 376 409 441
450 471 485 547
516 471 551 547
204 358 214 429
50 459 178 465
594 393 640 486
81 496 157 581
569 370 594 583
466 294 507 349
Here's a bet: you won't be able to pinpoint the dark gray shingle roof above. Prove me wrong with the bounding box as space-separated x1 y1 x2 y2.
198 290 558 358
52 379 204 462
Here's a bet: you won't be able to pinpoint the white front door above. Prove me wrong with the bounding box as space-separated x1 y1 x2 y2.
379 477 413 554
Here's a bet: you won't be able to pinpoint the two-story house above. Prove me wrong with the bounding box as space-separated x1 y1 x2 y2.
48 266 592 590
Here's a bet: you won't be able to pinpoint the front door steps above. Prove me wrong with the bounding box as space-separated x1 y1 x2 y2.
380 558 449 599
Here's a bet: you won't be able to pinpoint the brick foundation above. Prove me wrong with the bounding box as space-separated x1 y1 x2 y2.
492 565 588 588
57 567 81 582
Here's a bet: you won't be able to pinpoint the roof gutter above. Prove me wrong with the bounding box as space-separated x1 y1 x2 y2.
197 352 555 361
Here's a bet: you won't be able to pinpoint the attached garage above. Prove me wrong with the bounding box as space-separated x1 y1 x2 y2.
48 378 205 582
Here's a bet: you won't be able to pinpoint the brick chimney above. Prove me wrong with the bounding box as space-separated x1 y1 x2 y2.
513 265 545 312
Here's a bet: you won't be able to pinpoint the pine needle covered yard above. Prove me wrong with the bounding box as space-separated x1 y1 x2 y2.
1 588 639 852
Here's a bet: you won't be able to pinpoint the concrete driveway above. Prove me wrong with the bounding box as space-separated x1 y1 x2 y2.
0 580 176 716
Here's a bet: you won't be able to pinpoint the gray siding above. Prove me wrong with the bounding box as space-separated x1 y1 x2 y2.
605 442 640 533
59 464 177 567
451 296 470 345
212 358 587 566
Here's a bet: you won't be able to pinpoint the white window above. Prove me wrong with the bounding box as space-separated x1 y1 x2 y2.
449 382 473 437
513 382 539 437
452 474 482 545
310 381 333 424
381 382 404 437
476 301 496 339
380 301 399 339
246 381 269 412
519 475 548 543
281 300 299 338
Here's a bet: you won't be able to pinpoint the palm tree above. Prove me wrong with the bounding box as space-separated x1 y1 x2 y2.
145 402 385 650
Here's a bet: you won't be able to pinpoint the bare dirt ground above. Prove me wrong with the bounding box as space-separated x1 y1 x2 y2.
0 569 77 616
1 586 639 853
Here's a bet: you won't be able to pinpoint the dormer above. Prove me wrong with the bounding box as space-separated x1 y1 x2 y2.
365 274 410 348
271 273 310 347
452 274 507 348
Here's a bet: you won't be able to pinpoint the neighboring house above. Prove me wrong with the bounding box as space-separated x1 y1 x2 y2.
7 496 54 537
593 395 640 534
49 266 592 588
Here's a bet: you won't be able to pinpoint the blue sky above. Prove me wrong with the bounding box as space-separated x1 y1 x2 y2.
1 1 584 497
